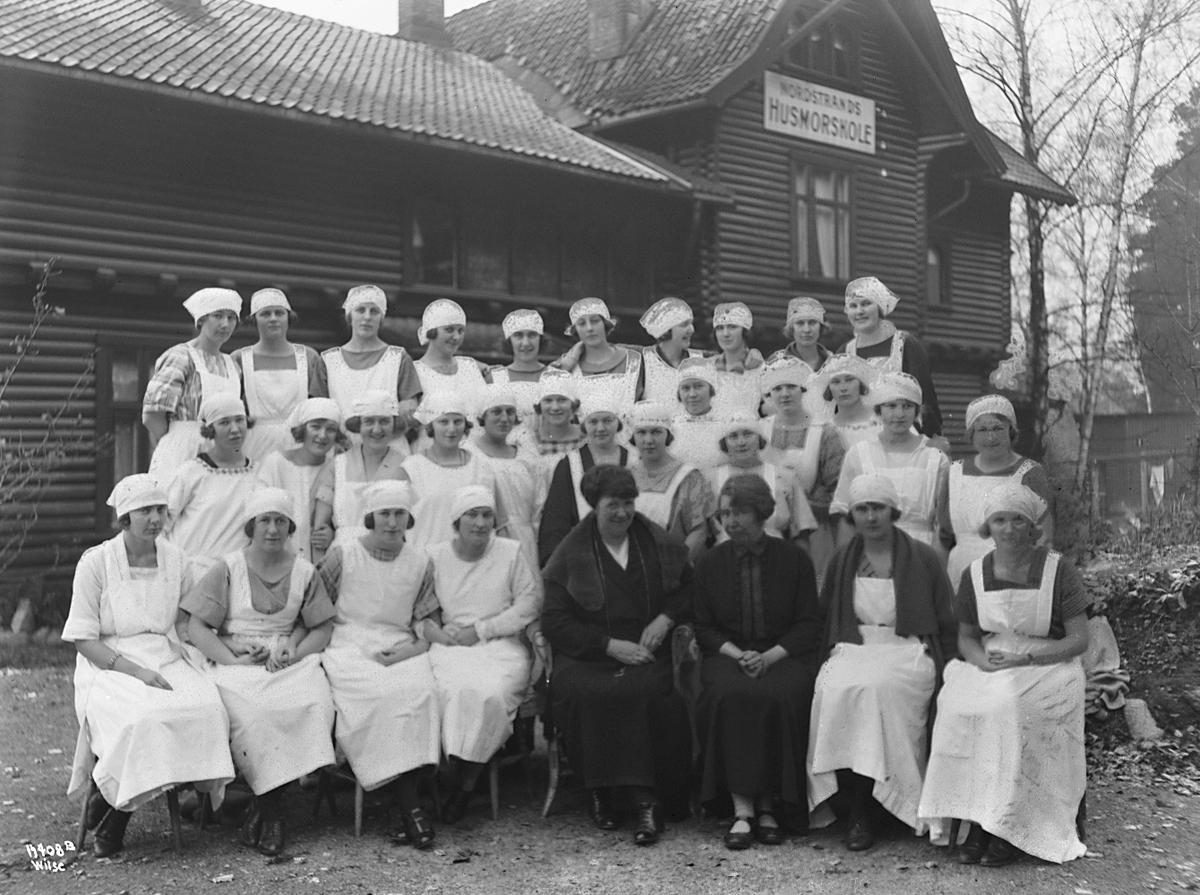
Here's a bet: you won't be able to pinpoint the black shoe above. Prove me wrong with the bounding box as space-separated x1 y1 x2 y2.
442 788 472 825
588 788 618 831
239 804 263 848
722 816 754 850
92 808 132 858
754 812 785 846
257 816 285 857
633 801 663 846
958 824 991 865
85 789 110 832
980 835 1019 867
845 814 874 851
403 807 436 850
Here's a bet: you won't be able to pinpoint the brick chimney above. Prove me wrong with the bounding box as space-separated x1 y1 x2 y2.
398 0 452 48
587 0 648 62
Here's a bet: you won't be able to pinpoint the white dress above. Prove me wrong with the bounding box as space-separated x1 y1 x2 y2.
191 551 336 795
488 367 547 442
255 451 333 563
706 462 816 540
830 436 948 544
832 413 883 451
640 347 703 405
320 541 441 790
237 345 309 462
427 537 540 763
414 356 488 398
945 458 1038 586
148 347 241 479
319 445 408 551
671 410 729 473
63 537 234 812
569 348 642 408
400 451 496 552
479 451 544 582
919 553 1087 863
166 458 257 575
807 576 937 832
706 362 765 419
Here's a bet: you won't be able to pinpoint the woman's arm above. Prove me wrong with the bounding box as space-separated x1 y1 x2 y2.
1023 612 1089 666
292 618 333 662
142 410 169 454
188 613 255 665
474 548 543 642
956 621 992 671
75 640 172 689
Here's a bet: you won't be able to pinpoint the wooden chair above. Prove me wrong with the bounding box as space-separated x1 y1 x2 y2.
313 762 441 837
483 619 545 819
76 776 183 852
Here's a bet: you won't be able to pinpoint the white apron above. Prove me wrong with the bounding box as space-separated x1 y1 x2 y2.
763 419 824 493
946 459 1037 586
808 576 937 832
242 346 308 462
321 541 441 789
919 553 1087 863
640 347 702 405
635 463 693 530
402 452 495 552
322 346 411 454
484 453 543 580
330 451 371 550
708 364 765 419
68 538 233 811
570 349 642 408
847 329 905 375
148 347 240 478
708 463 815 541
204 551 335 794
255 452 329 563
488 367 545 442
859 438 942 544
671 412 728 473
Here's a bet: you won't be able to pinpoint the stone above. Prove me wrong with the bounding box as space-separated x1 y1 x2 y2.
1124 698 1164 742
32 626 51 643
8 597 36 635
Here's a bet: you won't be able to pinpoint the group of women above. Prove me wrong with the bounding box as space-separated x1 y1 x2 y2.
64 279 1086 868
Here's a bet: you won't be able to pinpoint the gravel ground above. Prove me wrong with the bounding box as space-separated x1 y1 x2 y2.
2 667 1198 895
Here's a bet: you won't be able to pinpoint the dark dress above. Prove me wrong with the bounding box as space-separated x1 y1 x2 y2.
693 537 823 819
538 445 633 567
541 515 693 809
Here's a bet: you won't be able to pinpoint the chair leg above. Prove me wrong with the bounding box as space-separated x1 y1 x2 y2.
516 719 535 800
167 789 183 851
489 757 500 822
1076 793 1087 842
354 782 364 838
948 818 962 847
542 735 559 819
76 778 95 851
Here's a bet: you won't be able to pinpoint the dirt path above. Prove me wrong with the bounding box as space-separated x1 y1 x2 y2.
2 667 1197 895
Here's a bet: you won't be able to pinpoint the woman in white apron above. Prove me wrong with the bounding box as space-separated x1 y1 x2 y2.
706 302 765 419
425 486 541 824
639 297 705 405
322 285 422 450
555 297 643 406
312 390 408 559
184 488 336 857
538 391 636 567
64 474 234 857
920 483 1088 866
166 393 257 576
318 481 442 848
706 413 816 545
414 297 490 403
472 384 544 577
840 277 943 438
256 397 343 562
807 474 958 852
670 360 729 474
510 372 587 483
233 288 328 462
760 359 845 577
767 297 835 387
144 287 242 478
628 403 715 561
810 354 881 451
489 309 550 441
830 373 949 563
399 390 496 552
943 395 1054 586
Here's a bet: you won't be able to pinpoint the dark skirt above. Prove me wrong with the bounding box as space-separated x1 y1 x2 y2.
550 653 691 805
697 654 816 816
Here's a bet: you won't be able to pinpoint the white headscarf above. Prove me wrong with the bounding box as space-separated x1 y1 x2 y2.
502 309 544 340
566 297 612 335
183 287 242 322
107 474 168 518
983 482 1047 524
449 484 496 524
845 277 899 316
639 297 692 339
871 372 923 408
349 389 400 420
199 393 246 426
966 394 1017 432
848 473 900 510
249 288 290 315
419 298 467 346
244 487 294 525
342 285 387 314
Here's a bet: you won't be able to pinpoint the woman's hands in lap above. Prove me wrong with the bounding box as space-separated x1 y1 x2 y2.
606 638 654 665
375 641 428 666
638 615 671 652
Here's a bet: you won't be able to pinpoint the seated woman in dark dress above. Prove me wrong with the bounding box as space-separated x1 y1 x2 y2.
541 465 693 846
694 475 824 850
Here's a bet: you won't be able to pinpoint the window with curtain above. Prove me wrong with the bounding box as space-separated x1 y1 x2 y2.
793 162 852 281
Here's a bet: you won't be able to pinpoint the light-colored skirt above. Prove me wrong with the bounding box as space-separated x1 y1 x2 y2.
428 638 530 764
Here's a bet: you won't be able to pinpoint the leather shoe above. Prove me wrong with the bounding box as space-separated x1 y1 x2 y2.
980 835 1019 867
257 816 285 857
845 814 875 851
633 801 663 846
442 789 472 825
85 789 110 832
754 812 785 846
239 804 263 848
92 808 131 858
588 788 619 831
403 807 436 850
723 816 754 850
958 824 991 865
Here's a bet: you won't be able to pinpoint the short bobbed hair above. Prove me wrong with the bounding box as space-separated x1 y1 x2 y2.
580 464 639 509
977 514 1042 542
676 381 716 402
719 474 776 524
199 416 255 439
344 415 402 435
364 509 415 530
424 418 474 439
823 380 869 402
243 515 297 538
718 431 768 453
848 503 903 524
633 427 675 447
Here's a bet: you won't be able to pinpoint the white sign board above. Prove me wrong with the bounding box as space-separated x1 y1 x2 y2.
762 71 876 155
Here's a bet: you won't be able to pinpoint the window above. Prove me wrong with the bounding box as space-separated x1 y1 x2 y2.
926 243 951 306
95 343 157 531
412 199 457 287
793 161 852 281
786 15 859 83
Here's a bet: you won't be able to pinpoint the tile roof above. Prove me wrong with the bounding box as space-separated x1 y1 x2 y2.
447 0 779 119
986 130 1077 205
0 0 705 191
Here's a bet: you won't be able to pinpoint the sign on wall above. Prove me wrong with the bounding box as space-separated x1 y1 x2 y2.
763 71 876 155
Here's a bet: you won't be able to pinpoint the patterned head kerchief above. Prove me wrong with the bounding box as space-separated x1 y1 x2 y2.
342 284 388 314
761 357 811 394
871 372 922 409
250 288 290 315
965 394 1017 432
844 277 898 316
107 474 168 518
502 309 544 340
812 354 877 402
639 297 693 338
537 371 577 403
630 402 676 434
712 301 753 330
183 287 242 322
786 296 826 327
720 411 764 443
419 298 467 346
983 482 1048 524
566 298 613 336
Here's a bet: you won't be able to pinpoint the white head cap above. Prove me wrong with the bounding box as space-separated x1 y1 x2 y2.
250 288 291 316
477 383 519 415
786 296 826 327
639 297 693 339
349 389 400 420
848 473 901 510
762 358 811 394
537 372 577 403
183 287 242 323
676 358 718 392
720 411 764 442
415 390 471 425
965 394 1017 432
712 302 753 330
419 298 467 346
450 484 496 524
244 487 294 525
342 285 388 314
361 480 416 520
566 297 612 336
845 277 899 316
983 481 1047 525
107 474 168 518
502 309 544 340
288 397 343 430
871 372 923 409
199 393 246 426
630 402 676 434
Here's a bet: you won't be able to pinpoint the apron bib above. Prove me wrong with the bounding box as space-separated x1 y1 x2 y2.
635 463 693 529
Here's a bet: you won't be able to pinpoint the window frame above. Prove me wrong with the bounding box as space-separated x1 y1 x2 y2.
925 238 953 309
783 13 863 90
789 153 856 286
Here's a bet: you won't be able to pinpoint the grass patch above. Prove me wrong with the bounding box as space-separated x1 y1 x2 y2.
0 636 75 669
